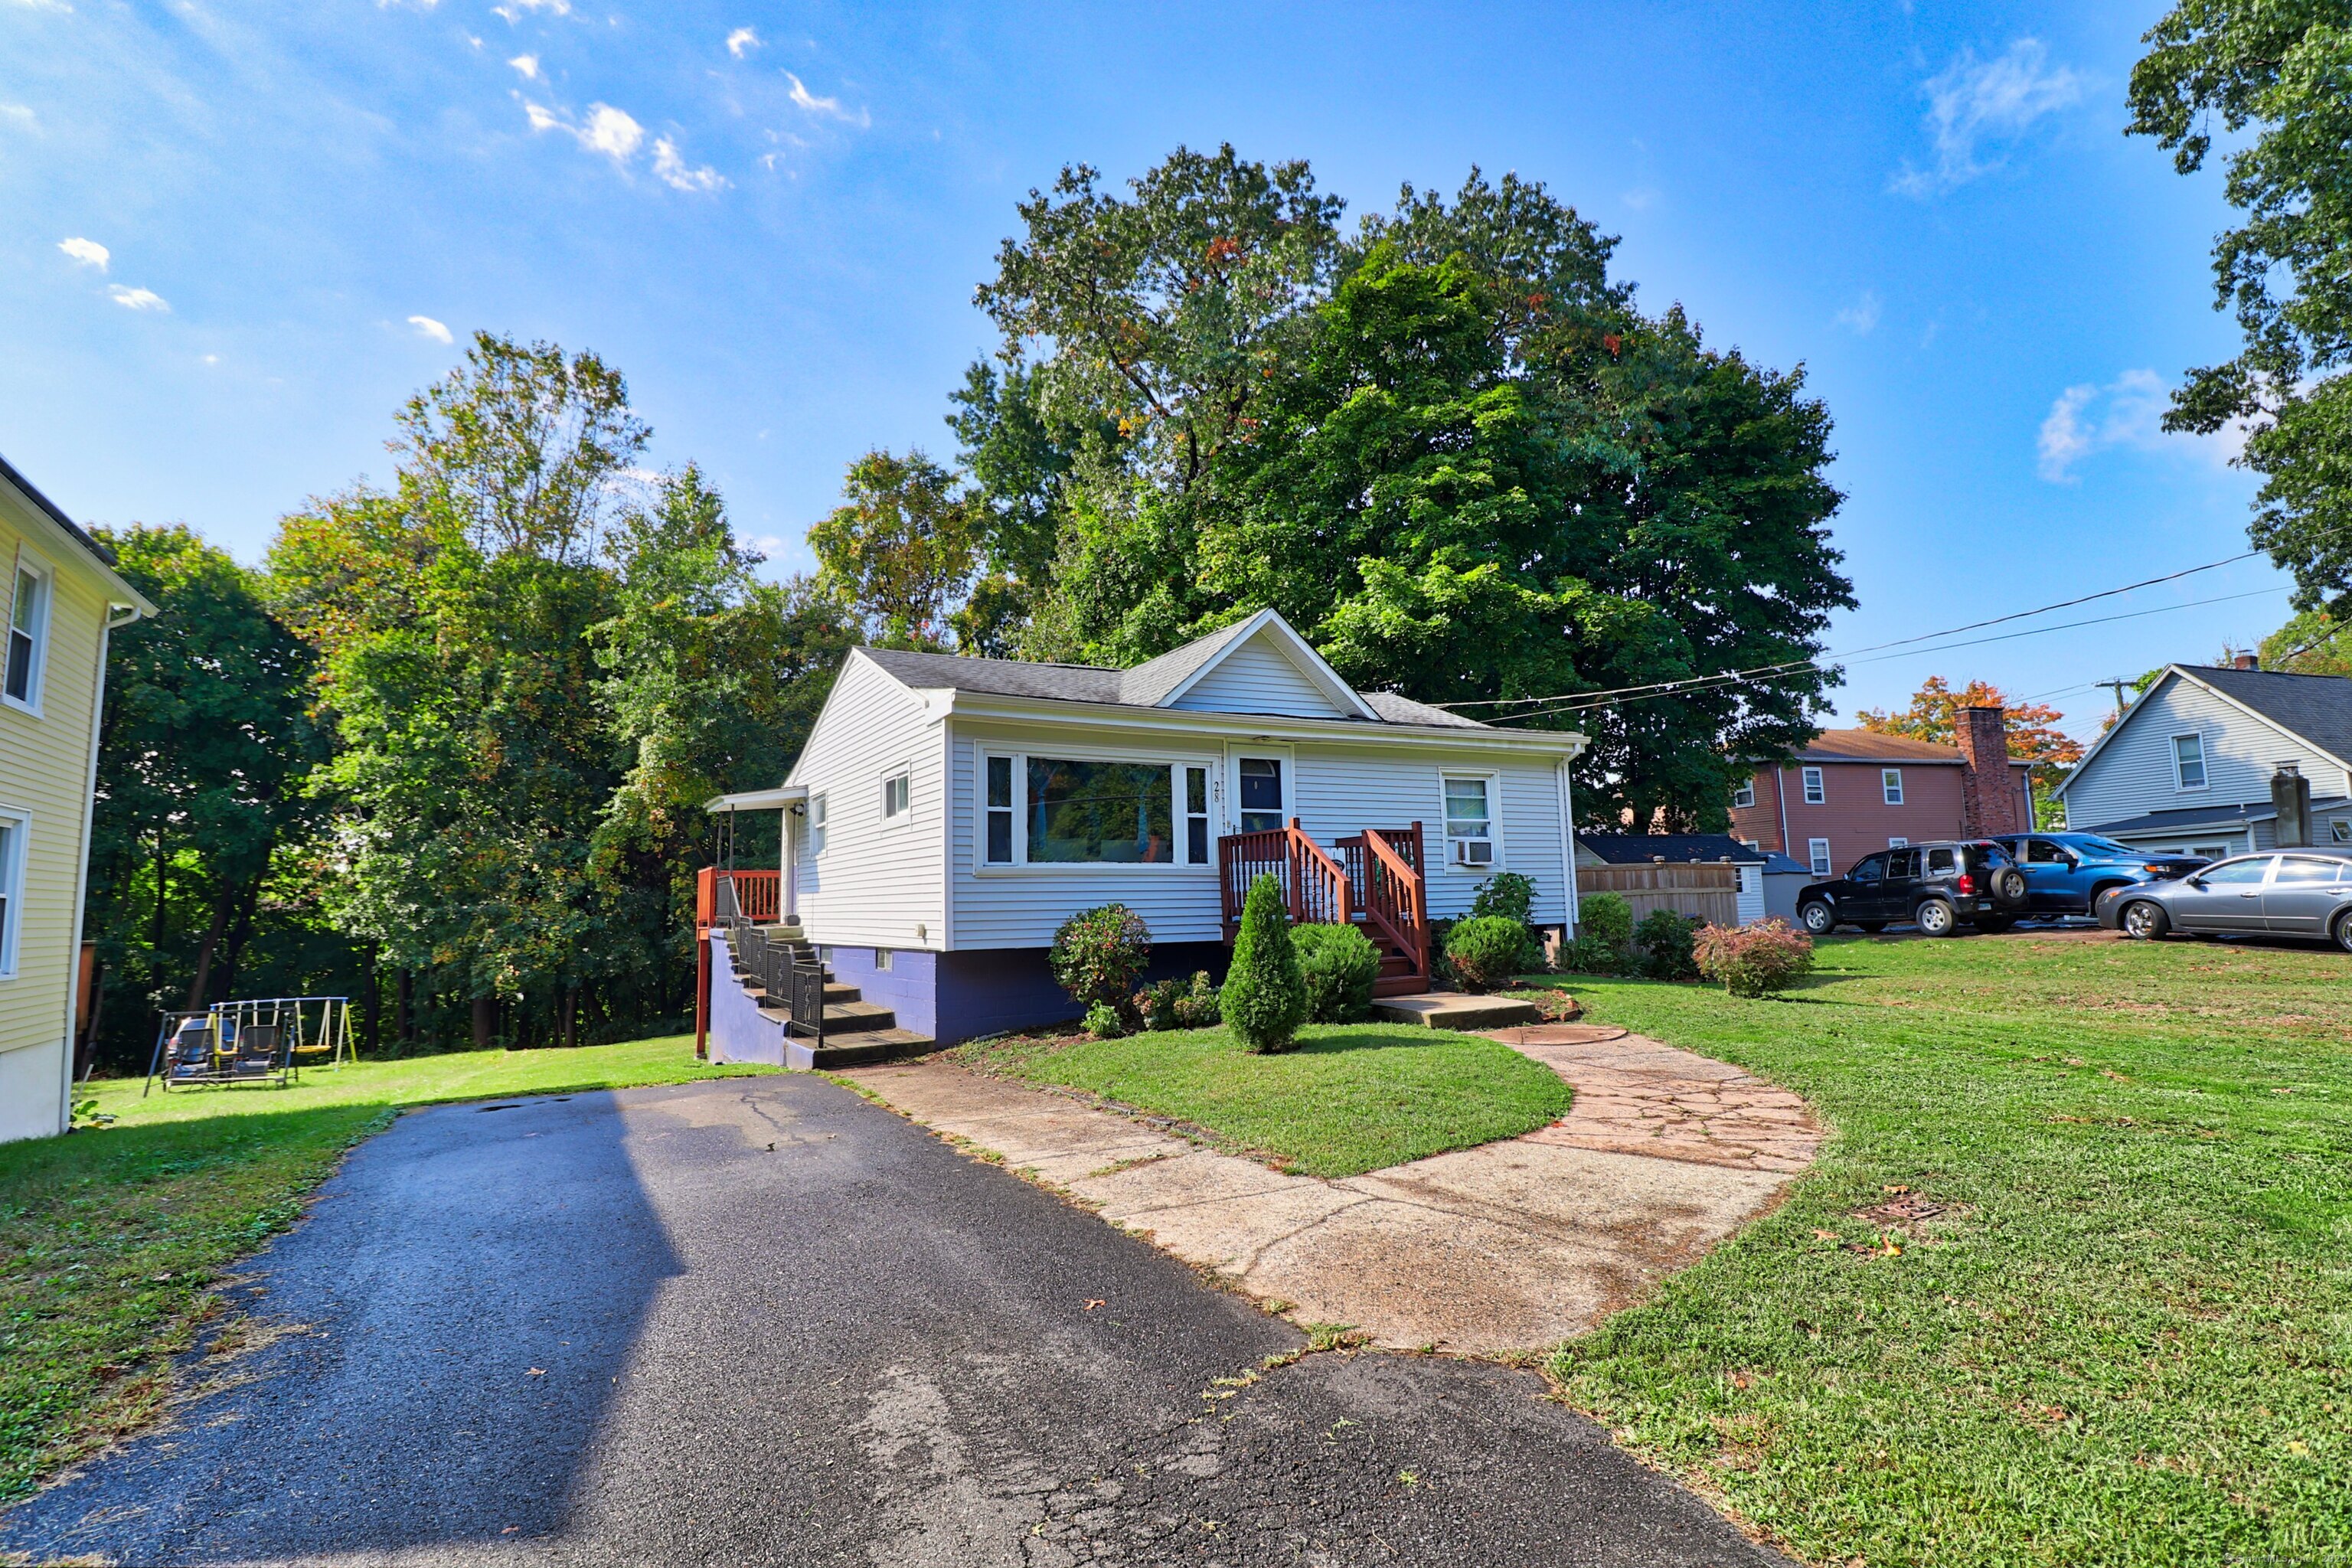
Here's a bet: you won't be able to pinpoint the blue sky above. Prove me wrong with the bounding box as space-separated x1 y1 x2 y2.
0 0 2285 742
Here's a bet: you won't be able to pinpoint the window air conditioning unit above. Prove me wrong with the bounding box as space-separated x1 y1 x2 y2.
1453 838 1493 866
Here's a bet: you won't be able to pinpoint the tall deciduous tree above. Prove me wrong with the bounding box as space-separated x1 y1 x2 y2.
807 449 982 648
1857 676 2084 804
87 524 328 1064
2128 7 2352 612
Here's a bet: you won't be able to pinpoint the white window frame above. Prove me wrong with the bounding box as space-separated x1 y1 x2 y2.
1881 768 1904 805
1439 769 1501 872
872 948 893 972
4 552 55 717
808 792 828 857
2333 818 2351 844
975 749 1217 874
1888 836 1908 849
1802 766 1825 805
0 807 27 979
880 765 912 829
1731 778 1756 809
1807 837 1832 877
982 754 1016 866
2171 732 2208 792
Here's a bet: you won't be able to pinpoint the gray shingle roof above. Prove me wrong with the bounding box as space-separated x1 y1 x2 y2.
1577 832 1766 865
2186 664 2352 767
0 449 123 575
854 643 1491 728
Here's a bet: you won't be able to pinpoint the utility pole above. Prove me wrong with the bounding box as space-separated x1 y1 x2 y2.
2096 678 2135 718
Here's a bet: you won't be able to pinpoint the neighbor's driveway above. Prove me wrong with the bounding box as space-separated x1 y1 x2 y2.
2 1075 1787 1567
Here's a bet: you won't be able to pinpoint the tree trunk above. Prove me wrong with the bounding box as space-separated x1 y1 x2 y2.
563 987 578 1050
183 880 237 1012
397 970 414 1045
152 831 168 952
213 875 263 1004
472 995 495 1052
361 946 382 1054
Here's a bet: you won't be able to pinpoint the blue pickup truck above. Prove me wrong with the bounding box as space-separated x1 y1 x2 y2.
1987 833 2210 917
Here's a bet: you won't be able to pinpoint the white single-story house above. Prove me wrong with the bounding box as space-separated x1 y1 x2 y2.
703 609 1587 1060
2055 659 2352 858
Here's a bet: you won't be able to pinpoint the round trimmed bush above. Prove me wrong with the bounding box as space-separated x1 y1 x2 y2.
1578 890 1634 949
1633 909 1701 980
1221 873 1307 1054
1693 919 1816 997
1292 922 1381 1024
1445 915 1530 992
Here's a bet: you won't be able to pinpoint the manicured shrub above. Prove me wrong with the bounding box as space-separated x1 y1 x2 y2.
1171 971 1223 1028
1292 922 1382 1024
1134 977 1186 1033
1083 1001 1127 1039
1633 909 1702 981
1221 874 1308 1054
1577 890 1634 949
1694 919 1816 997
1555 933 1626 976
1468 870 1547 973
1050 903 1152 1015
1446 915 1533 992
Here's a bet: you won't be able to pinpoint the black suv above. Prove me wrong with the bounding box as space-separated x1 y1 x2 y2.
1797 841 2030 937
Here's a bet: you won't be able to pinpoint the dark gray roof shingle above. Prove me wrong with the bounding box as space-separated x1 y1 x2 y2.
1577 832 1766 865
2185 664 2352 767
854 643 1491 728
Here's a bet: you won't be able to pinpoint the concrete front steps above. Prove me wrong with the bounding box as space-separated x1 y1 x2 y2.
735 921 937 1070
1370 992 1542 1030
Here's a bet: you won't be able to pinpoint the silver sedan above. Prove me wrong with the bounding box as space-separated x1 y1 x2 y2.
2096 848 2352 951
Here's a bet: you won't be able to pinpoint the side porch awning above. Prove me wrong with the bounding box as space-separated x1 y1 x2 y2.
702 786 808 812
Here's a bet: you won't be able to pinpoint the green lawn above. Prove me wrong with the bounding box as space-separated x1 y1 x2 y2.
1513 935 2352 1566
1 1035 771 1502
953 1021 1575 1178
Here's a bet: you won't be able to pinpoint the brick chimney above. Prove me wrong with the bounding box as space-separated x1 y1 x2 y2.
1957 704 2022 837
2232 652 2260 671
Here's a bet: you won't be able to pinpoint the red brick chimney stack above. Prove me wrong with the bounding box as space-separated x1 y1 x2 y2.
1957 704 2022 837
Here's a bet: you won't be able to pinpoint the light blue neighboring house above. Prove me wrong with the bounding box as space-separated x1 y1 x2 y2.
2054 659 2352 858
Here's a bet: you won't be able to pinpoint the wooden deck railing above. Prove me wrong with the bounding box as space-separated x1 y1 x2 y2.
1218 818 1352 939
1341 825 1430 982
694 867 783 1059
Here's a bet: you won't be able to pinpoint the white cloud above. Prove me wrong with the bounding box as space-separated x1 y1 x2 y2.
201 353 220 365
1 103 36 132
726 25 760 57
1892 38 2083 197
58 236 109 271
108 284 168 312
508 53 540 79
652 136 727 192
1834 290 1881 335
785 71 869 127
2037 368 2247 482
408 315 453 343
5 0 74 12
522 98 642 162
492 0 568 19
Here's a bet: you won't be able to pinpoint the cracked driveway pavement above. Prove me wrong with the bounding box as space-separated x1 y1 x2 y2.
2 1074 1787 1566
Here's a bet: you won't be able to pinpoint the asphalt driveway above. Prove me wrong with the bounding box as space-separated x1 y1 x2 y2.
2 1074 1787 1566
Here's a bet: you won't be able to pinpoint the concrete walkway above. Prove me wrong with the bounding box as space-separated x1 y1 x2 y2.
840 1025 1823 1354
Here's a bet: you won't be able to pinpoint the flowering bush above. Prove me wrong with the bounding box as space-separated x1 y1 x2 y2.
1693 919 1816 998
1172 970 1223 1028
1050 903 1152 1014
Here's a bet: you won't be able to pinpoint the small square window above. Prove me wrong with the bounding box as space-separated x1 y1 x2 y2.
2173 733 2207 790
1881 769 1904 805
1731 779 1756 809
873 949 892 972
2334 819 2351 844
1802 766 1825 805
883 770 910 820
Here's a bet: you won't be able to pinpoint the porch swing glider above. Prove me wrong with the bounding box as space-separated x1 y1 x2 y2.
142 995 358 1096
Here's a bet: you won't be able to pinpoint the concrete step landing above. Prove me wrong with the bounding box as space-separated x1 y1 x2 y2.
1370 992 1541 1030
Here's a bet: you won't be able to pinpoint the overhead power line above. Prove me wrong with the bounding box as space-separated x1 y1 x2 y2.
1439 548 2264 715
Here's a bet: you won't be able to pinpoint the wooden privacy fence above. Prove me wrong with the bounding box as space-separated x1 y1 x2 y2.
1577 862 1740 928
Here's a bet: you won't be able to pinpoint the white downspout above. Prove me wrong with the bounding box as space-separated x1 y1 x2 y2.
58 603 139 1135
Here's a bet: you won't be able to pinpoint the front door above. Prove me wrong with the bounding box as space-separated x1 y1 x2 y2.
1233 753 1289 835
2168 855 2272 933
2261 854 2349 936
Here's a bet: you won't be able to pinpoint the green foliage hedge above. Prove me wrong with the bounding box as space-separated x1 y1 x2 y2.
1291 923 1381 1023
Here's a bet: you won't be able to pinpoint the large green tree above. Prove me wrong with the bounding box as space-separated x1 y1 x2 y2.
86 525 329 1067
960 154 1850 828
2129 6 2352 612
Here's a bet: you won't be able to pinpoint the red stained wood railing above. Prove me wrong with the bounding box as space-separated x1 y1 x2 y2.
694 868 784 1057
1357 824 1430 984
1218 818 1351 939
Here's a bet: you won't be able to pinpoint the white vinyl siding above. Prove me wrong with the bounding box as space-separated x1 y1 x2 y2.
1165 632 1347 718
945 725 1573 948
784 653 946 949
2063 672 2352 828
1734 864 1766 926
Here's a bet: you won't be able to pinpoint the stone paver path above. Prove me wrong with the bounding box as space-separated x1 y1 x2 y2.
841 1027 1821 1354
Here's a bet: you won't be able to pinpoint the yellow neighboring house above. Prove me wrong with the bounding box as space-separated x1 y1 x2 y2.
0 452 155 1143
